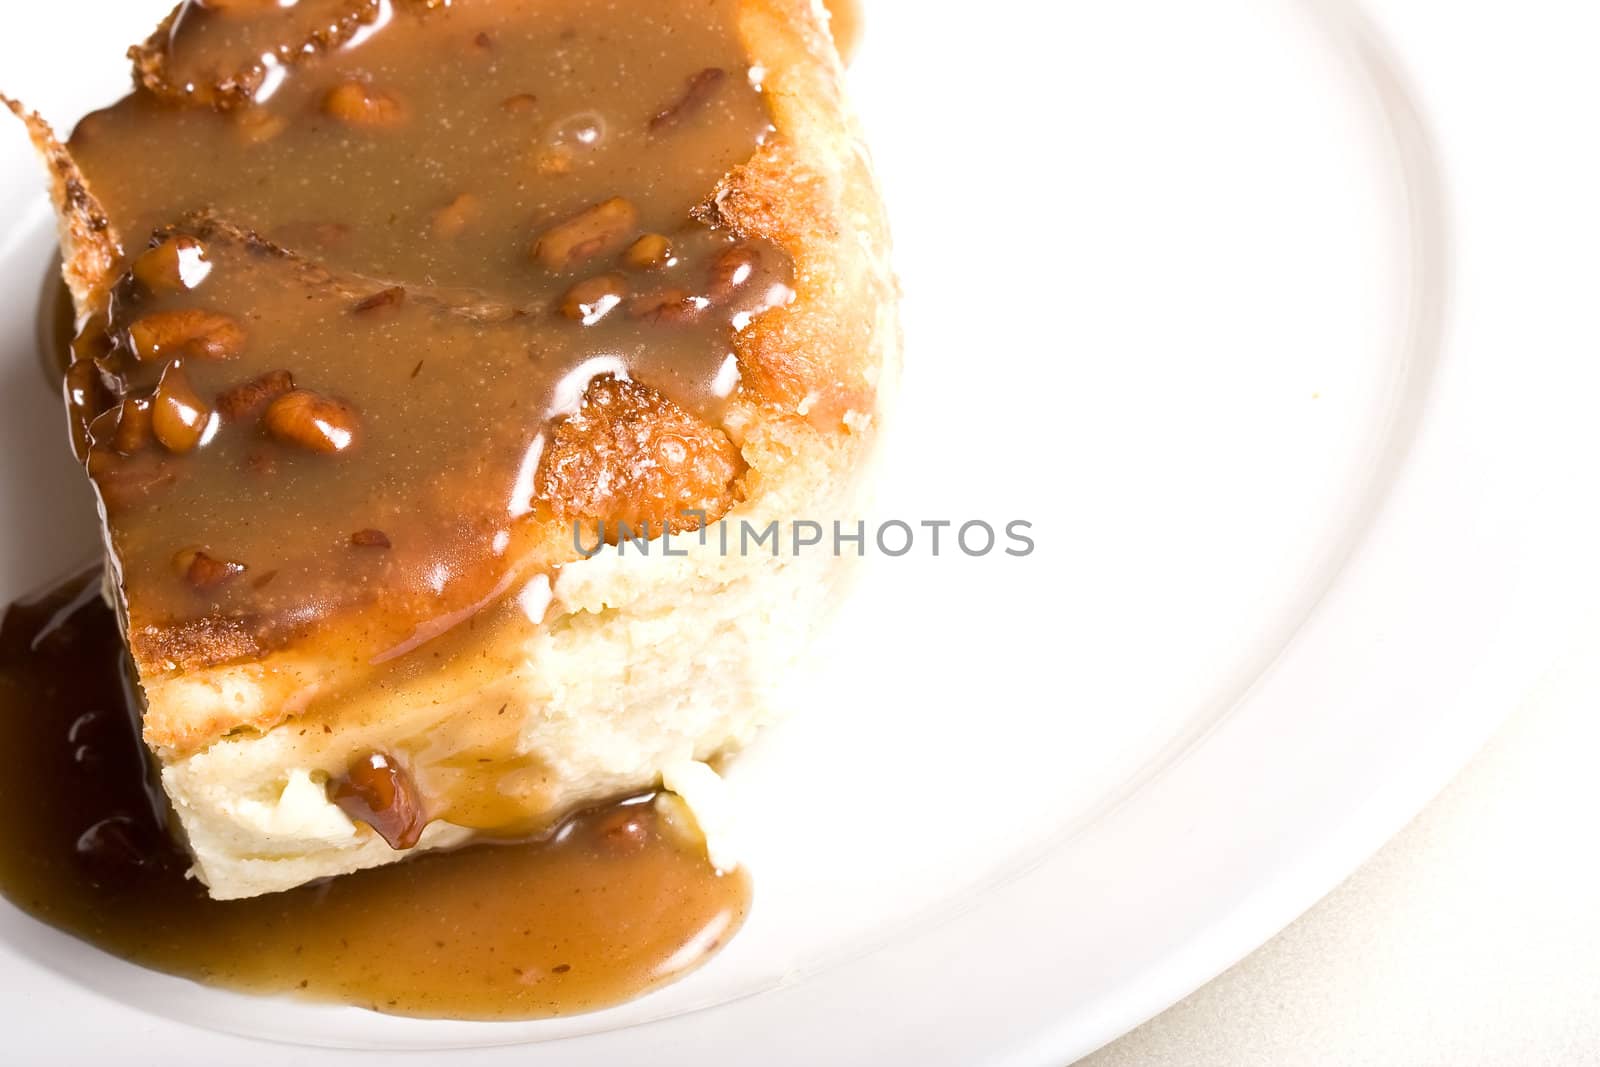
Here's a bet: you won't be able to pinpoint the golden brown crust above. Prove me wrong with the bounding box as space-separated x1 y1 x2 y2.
2 98 122 313
710 0 897 427
28 0 895 757
537 375 744 538
131 614 262 672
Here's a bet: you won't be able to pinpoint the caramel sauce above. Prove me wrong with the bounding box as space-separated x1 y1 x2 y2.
35 266 73 389
65 0 793 668
3 0 782 1016
0 571 750 1019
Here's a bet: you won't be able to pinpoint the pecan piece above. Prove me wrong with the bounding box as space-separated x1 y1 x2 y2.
111 397 154 455
706 241 793 315
129 309 245 361
431 193 480 240
330 752 427 850
323 81 408 128
351 286 406 315
151 362 213 453
622 233 674 270
174 548 247 589
232 107 288 145
132 235 212 293
596 804 651 856
558 273 629 325
627 288 707 324
65 358 108 458
532 144 575 175
648 67 727 132
216 369 295 421
264 389 359 454
531 197 638 271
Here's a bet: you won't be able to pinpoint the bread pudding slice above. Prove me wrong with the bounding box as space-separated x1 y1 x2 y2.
13 0 895 898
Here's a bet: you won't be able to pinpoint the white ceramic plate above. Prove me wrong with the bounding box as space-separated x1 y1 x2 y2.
4 0 1597 1062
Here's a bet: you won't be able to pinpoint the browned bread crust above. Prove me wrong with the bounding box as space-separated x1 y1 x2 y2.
17 0 896 759
1 98 121 312
705 0 895 426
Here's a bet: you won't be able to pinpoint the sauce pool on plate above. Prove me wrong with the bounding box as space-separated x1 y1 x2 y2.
0 572 750 1018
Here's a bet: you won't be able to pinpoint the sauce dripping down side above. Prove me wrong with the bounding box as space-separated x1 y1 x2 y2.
36 269 73 390
0 572 750 1020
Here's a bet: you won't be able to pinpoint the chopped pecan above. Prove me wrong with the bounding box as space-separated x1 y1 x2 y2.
151 362 212 453
621 233 674 270
531 197 638 271
216 369 295 421
175 548 247 589
431 193 480 240
128 309 245 361
351 286 406 314
132 235 212 292
231 107 288 145
706 242 765 302
263 389 360 454
648 67 727 132
330 752 427 850
596 805 650 856
627 288 707 324
532 144 575 175
558 273 629 325
111 397 154 455
323 81 408 128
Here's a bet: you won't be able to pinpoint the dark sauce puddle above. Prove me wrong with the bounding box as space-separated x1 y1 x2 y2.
0 571 749 1019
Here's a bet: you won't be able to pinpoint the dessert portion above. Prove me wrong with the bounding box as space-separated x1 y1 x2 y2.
16 0 895 901
0 573 751 1019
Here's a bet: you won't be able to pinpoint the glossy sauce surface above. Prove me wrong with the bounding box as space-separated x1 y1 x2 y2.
36 261 73 389
0 572 750 1019
66 0 792 669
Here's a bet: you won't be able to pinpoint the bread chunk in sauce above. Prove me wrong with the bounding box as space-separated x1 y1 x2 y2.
11 0 896 901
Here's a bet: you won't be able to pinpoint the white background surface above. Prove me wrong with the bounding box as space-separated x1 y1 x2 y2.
1086 624 1600 1066
1087 1 1600 1060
